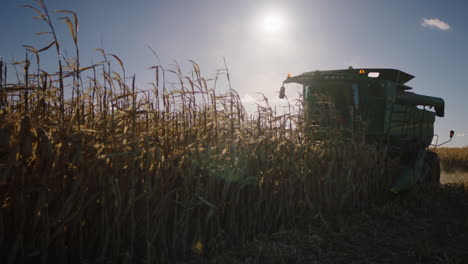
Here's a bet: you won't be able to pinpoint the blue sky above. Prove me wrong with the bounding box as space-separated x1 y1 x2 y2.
1 0 467 146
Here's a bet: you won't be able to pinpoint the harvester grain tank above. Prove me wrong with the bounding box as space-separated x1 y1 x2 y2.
279 67 453 193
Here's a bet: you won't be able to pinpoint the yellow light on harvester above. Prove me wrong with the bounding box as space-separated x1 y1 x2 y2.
359 69 365 74
287 73 292 78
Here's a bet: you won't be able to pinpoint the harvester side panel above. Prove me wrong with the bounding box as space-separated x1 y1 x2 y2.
388 104 435 148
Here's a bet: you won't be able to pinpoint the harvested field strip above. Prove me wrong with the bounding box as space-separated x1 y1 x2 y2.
199 183 468 264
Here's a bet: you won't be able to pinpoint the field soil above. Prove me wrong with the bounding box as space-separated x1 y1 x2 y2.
190 174 468 264
441 171 468 185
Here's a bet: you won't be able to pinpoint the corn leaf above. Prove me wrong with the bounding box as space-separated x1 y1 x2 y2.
57 17 77 43
20 5 46 20
109 54 124 69
36 41 56 53
56 10 78 39
35 31 51 35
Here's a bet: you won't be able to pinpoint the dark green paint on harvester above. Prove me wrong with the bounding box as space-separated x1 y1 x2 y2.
280 67 447 193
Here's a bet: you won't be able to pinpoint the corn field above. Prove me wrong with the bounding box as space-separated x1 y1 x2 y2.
434 147 468 173
0 1 395 263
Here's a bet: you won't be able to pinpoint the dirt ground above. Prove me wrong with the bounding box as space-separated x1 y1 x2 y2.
188 174 468 264
441 171 468 184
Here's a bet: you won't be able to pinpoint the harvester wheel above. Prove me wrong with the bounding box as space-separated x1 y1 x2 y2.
425 151 441 184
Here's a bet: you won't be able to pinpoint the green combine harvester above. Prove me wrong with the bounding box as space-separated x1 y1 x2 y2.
279 67 453 193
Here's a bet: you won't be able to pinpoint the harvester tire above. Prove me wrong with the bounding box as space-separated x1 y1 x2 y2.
426 151 441 184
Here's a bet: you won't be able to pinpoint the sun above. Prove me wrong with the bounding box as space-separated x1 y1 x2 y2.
261 12 284 33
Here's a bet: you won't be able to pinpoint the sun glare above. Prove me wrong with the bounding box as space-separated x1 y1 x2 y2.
261 12 284 33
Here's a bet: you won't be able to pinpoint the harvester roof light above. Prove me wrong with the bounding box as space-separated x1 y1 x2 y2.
359 69 365 74
368 72 380 78
287 73 292 78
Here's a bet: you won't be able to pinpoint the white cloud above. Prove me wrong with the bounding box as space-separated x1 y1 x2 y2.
421 18 451 30
241 94 256 103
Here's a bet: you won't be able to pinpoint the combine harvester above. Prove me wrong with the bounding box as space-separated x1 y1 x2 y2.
279 67 453 193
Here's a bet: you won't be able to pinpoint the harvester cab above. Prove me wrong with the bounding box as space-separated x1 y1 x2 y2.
280 67 451 193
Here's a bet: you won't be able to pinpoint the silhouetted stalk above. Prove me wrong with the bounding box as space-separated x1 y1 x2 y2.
24 54 30 114
0 57 3 90
33 0 66 126
132 74 136 145
102 64 108 144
